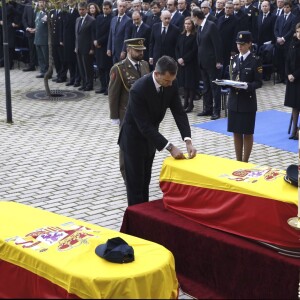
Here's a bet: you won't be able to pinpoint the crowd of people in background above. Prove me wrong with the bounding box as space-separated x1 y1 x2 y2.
0 0 300 116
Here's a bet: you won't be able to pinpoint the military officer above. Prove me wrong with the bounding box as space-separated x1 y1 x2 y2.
227 31 263 163
108 37 150 180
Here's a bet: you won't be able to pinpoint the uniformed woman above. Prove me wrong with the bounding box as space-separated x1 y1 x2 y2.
284 23 300 140
227 31 263 163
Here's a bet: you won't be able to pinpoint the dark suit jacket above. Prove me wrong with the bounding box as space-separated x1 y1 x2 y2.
234 10 249 31
217 15 239 67
75 14 95 54
118 73 191 155
61 7 79 60
180 9 191 18
94 13 113 68
107 14 131 57
22 4 36 37
257 12 276 47
212 9 225 19
145 13 161 27
149 23 180 64
241 3 259 42
170 11 184 31
129 22 151 61
274 13 297 49
206 14 217 24
197 19 223 70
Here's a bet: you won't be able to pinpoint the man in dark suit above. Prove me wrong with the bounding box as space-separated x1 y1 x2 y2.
201 1 217 24
94 0 113 94
129 11 151 61
145 1 162 27
60 0 80 86
257 1 276 80
192 9 223 119
75 1 96 91
233 0 250 31
149 10 180 66
107 0 131 63
241 0 259 42
118 55 197 206
178 0 191 18
167 0 185 31
217 1 239 76
213 0 225 19
274 0 296 83
272 0 285 16
22 0 37 71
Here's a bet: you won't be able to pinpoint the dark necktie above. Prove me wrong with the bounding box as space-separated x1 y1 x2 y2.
158 86 164 99
240 56 244 65
277 9 280 16
116 16 121 30
135 63 141 77
78 17 83 32
262 14 266 23
284 14 287 22
161 26 166 42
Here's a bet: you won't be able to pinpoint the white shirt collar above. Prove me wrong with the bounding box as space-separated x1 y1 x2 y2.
200 17 207 28
239 50 250 61
152 72 161 91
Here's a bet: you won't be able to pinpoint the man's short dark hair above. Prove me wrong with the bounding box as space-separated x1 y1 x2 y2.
103 0 113 8
284 0 292 7
192 7 205 19
155 56 178 75
78 1 88 9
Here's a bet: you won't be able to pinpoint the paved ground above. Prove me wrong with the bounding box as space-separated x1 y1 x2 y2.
0 63 297 299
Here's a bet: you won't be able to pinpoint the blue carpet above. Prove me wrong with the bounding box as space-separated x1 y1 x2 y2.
193 110 298 153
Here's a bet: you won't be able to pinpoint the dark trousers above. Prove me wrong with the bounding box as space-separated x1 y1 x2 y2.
52 44 68 79
123 150 155 206
27 35 37 68
275 44 287 80
98 67 110 90
76 52 94 88
200 66 221 113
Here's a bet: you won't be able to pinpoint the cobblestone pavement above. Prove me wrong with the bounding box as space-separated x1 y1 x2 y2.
0 64 296 299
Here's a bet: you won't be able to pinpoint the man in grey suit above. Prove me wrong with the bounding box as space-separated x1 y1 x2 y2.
107 0 131 63
75 2 96 91
192 8 223 120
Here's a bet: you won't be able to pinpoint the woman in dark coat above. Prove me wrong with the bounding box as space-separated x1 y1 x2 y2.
175 17 198 113
284 23 300 140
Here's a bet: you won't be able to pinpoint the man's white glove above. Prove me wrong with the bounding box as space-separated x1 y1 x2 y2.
111 119 120 125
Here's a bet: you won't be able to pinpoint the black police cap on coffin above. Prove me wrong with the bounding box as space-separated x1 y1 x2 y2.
284 164 298 187
95 237 134 263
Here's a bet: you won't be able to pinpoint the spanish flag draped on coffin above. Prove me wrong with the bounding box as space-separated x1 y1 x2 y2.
160 154 299 249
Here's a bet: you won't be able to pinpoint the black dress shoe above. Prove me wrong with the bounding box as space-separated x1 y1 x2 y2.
52 77 58 82
74 82 81 87
185 105 194 113
78 86 85 90
65 82 74 86
56 78 67 83
211 114 220 120
289 135 296 140
197 111 212 116
36 74 44 78
84 86 93 91
23 67 36 72
103 90 108 95
95 89 102 94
